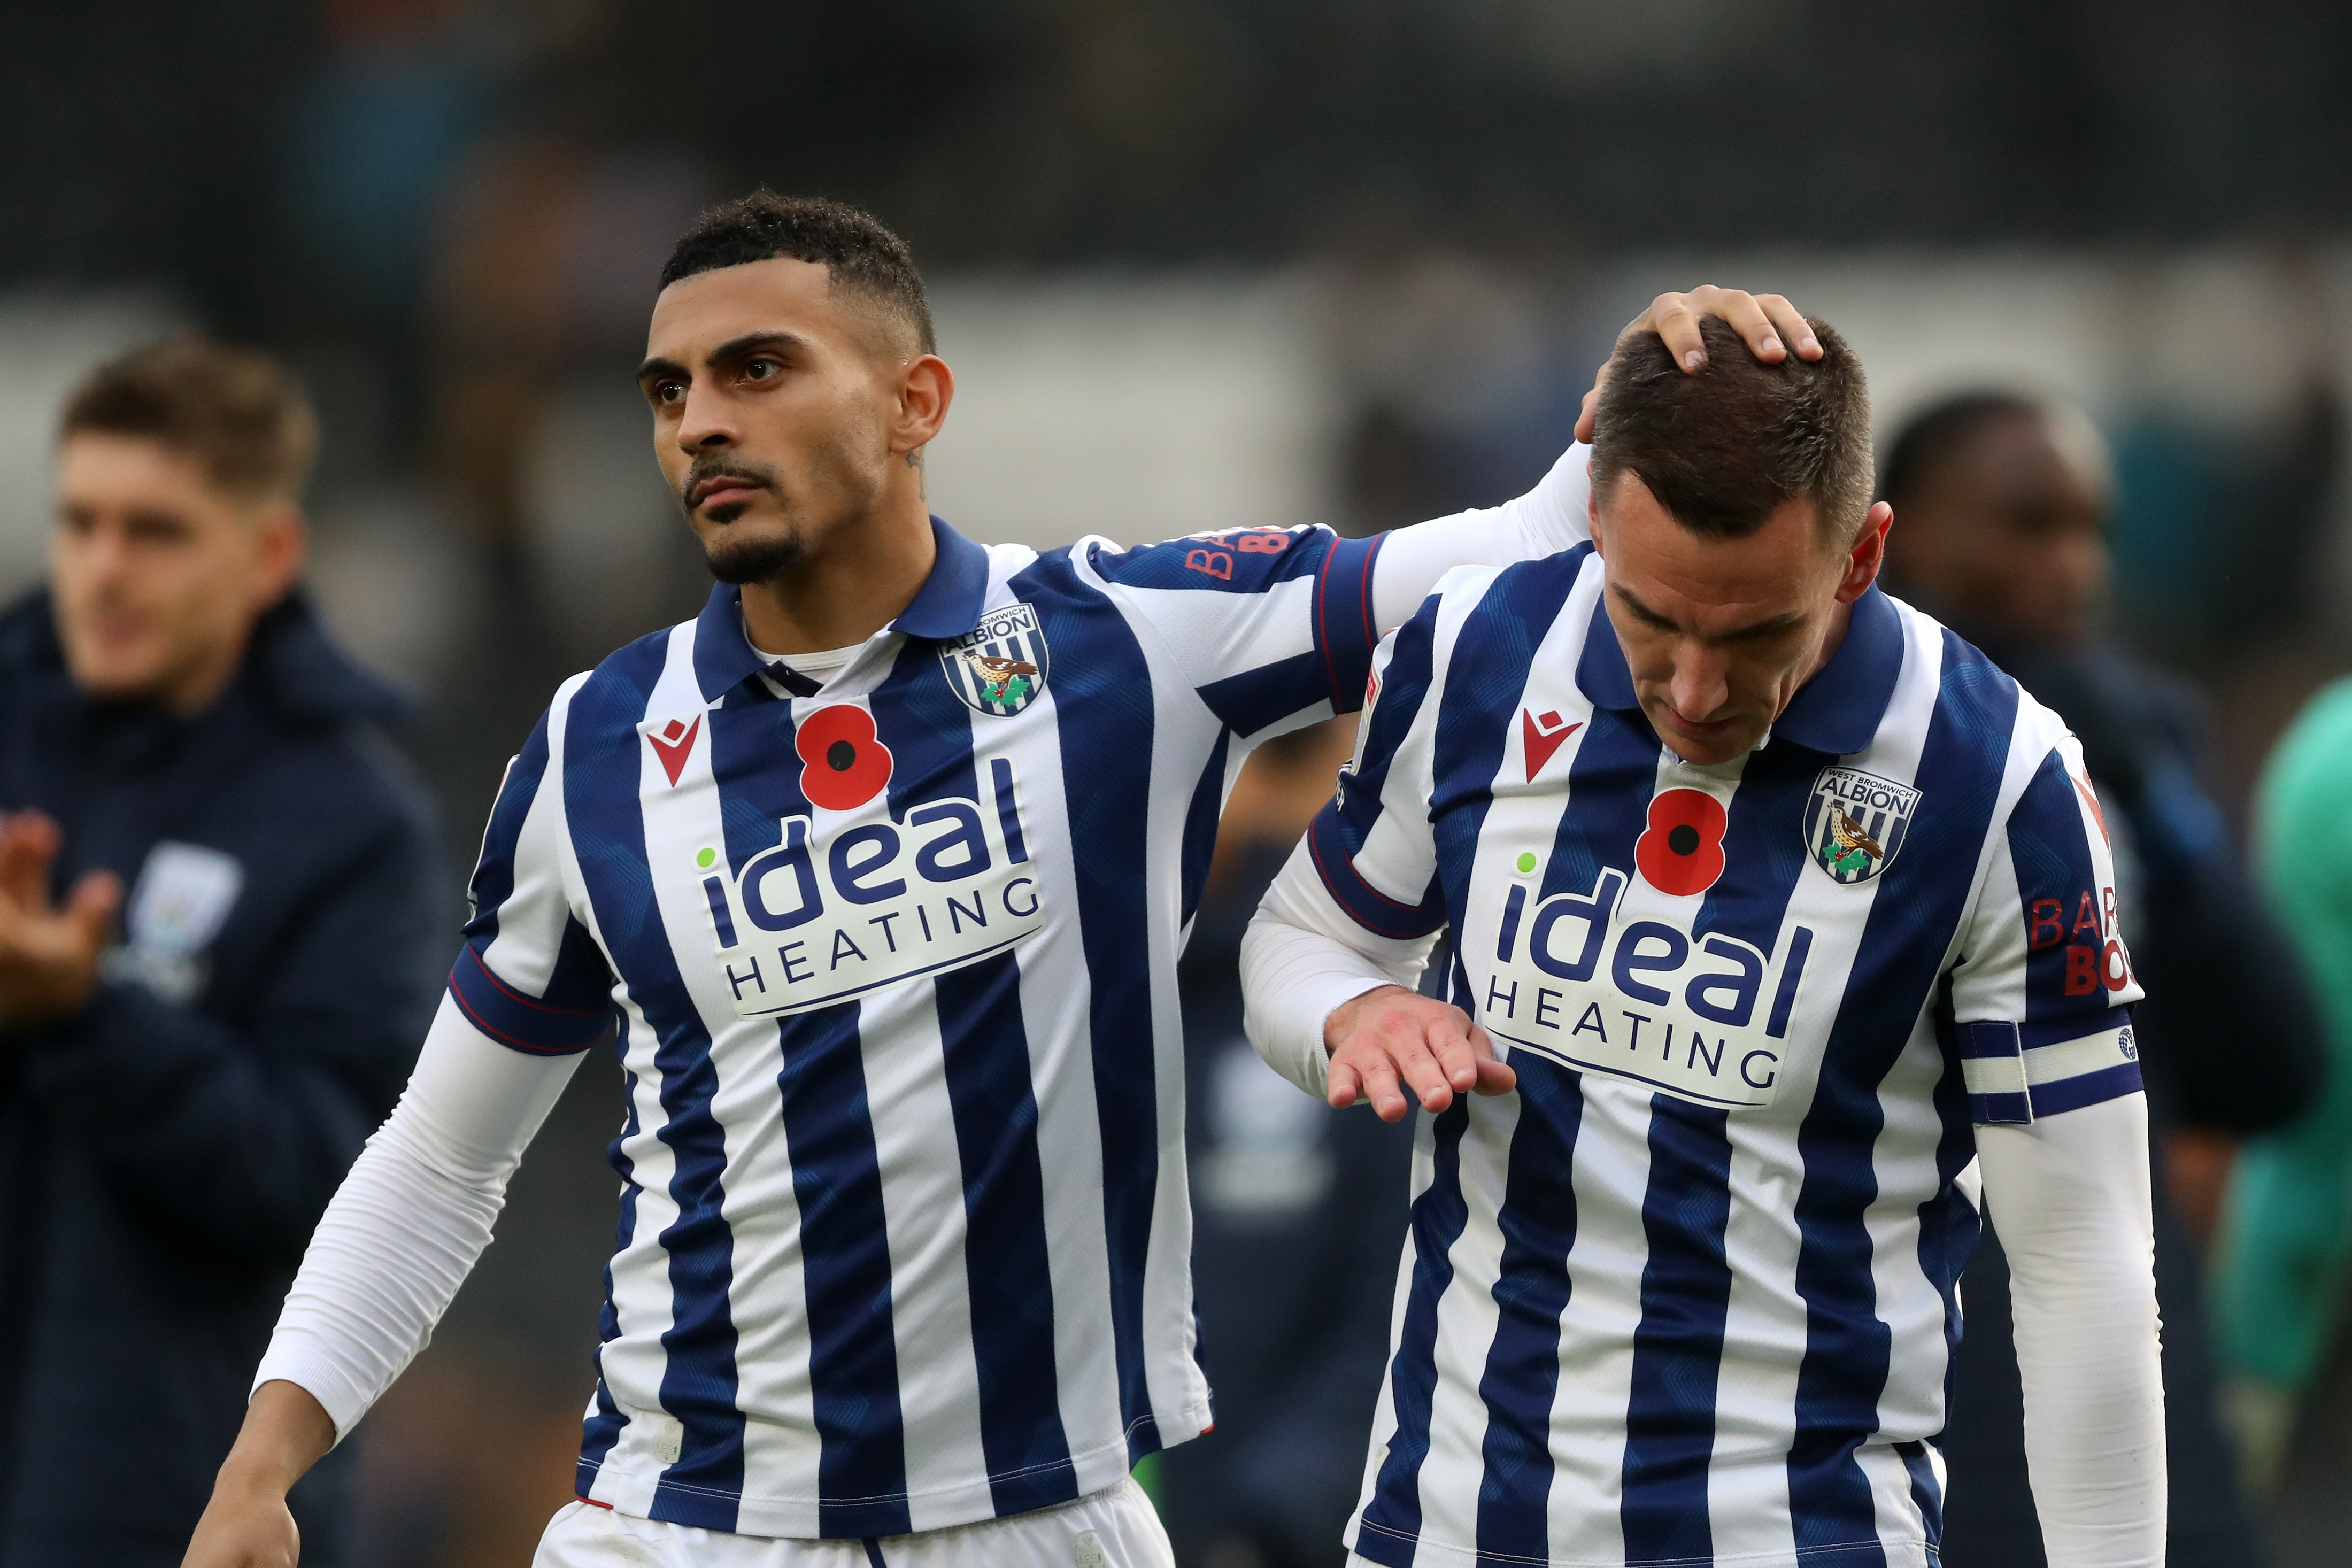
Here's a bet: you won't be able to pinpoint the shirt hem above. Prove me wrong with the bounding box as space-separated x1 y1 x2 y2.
1345 1515 1937 1568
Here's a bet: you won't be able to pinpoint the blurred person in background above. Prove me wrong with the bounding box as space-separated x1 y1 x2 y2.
1161 718 1414 1568
0 337 445 1566
1878 390 2324 1568
2212 679 2352 1495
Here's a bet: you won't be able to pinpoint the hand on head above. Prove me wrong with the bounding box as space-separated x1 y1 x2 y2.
0 812 120 1029
1575 287 1823 444
1324 984 1516 1122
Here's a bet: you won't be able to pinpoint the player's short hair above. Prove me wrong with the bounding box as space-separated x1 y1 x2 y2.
1592 314 1872 545
60 335 319 505
661 191 936 357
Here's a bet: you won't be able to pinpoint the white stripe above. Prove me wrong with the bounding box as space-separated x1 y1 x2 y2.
2024 1026 2135 1086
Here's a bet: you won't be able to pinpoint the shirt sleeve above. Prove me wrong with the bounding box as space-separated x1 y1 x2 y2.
1945 735 2147 1126
1300 605 1451 943
444 699 616 1056
1087 444 1588 740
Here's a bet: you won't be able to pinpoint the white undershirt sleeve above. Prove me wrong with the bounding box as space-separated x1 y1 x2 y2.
251 993 587 1441
1974 1093 2167 1568
1369 443 1590 631
1241 838 1440 1098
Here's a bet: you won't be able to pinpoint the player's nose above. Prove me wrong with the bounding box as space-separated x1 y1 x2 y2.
1669 651 1731 722
675 383 738 451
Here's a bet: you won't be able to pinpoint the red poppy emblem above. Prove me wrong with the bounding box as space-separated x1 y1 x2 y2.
1635 787 1728 896
795 705 894 812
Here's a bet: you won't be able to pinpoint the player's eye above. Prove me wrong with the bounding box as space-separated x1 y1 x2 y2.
651 379 686 406
743 358 781 382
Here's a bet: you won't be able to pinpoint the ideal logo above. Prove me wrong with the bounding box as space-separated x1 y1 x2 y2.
697 757 1043 1017
1479 863 1814 1109
1803 766 1919 885
939 603 1050 717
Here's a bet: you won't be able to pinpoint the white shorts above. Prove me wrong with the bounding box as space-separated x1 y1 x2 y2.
533 1480 1175 1568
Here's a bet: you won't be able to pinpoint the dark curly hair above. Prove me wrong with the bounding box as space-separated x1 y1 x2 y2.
1592 314 1872 544
661 191 935 356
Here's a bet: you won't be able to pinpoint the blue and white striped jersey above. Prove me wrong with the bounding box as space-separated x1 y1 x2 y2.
1305 544 2143 1568
448 514 1421 1539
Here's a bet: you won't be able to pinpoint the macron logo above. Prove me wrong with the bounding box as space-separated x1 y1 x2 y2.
648 715 702 786
1522 708 1581 781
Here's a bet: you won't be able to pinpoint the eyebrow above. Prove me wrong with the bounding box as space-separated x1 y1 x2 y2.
1612 584 1808 643
635 330 812 383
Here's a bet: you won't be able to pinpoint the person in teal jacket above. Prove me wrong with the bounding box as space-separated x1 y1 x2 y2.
2218 677 2352 1485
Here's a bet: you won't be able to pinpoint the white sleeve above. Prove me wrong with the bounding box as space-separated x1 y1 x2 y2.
1369 442 1588 631
1975 1094 2166 1567
250 993 586 1441
1241 839 1442 1098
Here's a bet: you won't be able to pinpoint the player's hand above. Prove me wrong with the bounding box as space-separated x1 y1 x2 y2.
1574 287 1822 443
1324 984 1515 1121
181 1382 335 1567
180 1476 300 1568
0 810 119 1029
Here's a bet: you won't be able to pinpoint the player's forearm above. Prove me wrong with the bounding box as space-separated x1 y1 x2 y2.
1978 1095 2166 1567
217 1380 338 1499
1368 442 1590 629
254 996 582 1439
1241 841 1435 1095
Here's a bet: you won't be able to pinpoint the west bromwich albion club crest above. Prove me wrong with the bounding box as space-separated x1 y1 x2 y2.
1803 766 1919 884
940 603 1050 716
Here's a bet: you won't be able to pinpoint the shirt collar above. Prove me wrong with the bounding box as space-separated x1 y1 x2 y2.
692 516 993 704
1573 583 1906 759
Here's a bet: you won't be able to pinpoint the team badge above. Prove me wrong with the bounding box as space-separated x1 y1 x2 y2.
1803 766 1919 885
940 603 1050 717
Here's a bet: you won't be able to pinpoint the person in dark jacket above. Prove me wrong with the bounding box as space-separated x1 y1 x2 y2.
1879 391 2326 1568
1159 720 1416 1568
0 337 444 1566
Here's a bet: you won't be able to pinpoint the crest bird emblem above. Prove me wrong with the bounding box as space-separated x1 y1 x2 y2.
1803 766 1919 885
938 602 1052 716
1825 802 1884 874
962 653 1039 707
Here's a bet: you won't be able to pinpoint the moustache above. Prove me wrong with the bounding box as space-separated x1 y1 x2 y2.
681 459 777 511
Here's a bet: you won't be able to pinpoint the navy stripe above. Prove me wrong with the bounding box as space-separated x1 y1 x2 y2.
1178 729 1231 929
461 709 552 946
1017 551 1164 1457
1358 1103 1474 1559
1307 806 1448 939
1472 1063 1585 1561
1536 706 1660 903
578 1043 648 1492
1086 527 1328 595
1195 648 1332 737
936 951 1081 1513
2028 1059 2144 1116
775 1000 912 1536
1693 743 1818 956
1315 531 1385 712
564 639 749 1530
1306 584 1443 918
1916 994 1978 1517
448 938 611 1054
1785 632 2017 1558
1620 1098 1736 1563
1896 1440 1944 1548
2006 748 2116 1028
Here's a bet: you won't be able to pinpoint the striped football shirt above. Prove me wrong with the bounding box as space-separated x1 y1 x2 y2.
1302 542 2143 1567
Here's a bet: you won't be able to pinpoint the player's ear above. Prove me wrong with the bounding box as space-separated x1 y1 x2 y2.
1834 501 1892 604
892 353 953 456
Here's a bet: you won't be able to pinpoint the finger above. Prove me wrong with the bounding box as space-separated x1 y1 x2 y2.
1574 380 1602 444
1428 1012 1480 1092
1326 1057 1362 1111
1358 1058 1412 1123
1754 293 1821 360
1642 292 1710 371
0 816 55 912
1710 289 1790 363
1382 1025 1457 1113
1472 1057 1519 1095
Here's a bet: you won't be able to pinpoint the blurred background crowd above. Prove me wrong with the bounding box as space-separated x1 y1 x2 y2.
5 1 2352 1564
